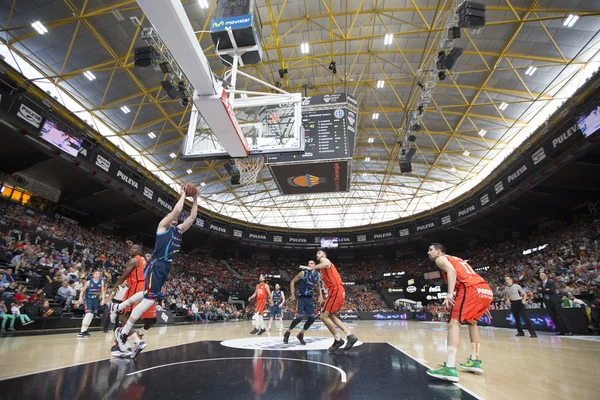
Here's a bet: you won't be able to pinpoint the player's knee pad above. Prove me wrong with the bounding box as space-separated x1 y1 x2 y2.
130 299 154 320
143 318 157 330
83 313 93 325
303 316 316 331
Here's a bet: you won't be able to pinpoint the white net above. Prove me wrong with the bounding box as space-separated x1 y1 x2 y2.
233 156 264 186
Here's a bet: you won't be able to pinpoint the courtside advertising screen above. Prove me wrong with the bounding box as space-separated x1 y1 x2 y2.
577 104 600 138
40 119 82 157
320 237 338 248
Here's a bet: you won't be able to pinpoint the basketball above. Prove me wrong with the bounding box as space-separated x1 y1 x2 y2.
182 182 198 197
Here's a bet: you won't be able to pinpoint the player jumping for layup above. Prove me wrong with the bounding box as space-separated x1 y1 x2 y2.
112 184 198 354
283 260 323 345
301 250 358 352
248 274 270 335
426 243 493 382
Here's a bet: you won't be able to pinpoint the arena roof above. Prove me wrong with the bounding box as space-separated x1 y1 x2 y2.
1 0 599 229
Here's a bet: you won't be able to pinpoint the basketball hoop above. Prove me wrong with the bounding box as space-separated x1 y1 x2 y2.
233 156 264 186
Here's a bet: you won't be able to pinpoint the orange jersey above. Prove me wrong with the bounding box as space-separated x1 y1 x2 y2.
443 255 486 288
320 262 343 289
256 283 268 300
126 255 146 286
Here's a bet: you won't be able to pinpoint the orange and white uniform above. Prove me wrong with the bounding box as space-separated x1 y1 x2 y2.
442 255 493 324
123 255 156 319
320 262 345 314
255 283 268 314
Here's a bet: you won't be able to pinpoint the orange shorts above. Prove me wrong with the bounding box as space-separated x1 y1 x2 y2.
451 282 493 324
135 302 156 320
255 298 267 314
123 282 144 313
322 286 345 314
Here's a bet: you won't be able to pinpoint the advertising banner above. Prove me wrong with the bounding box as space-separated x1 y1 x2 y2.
505 156 533 188
209 219 229 235
9 95 44 129
414 218 437 234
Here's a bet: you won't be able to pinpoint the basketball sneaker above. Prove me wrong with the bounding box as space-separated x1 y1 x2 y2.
426 363 459 382
344 334 358 350
283 331 290 344
77 332 85 339
459 357 483 374
82 331 91 338
131 341 147 358
250 328 259 335
258 328 266 335
328 338 345 353
110 303 121 324
114 327 130 353
111 341 132 358
296 332 306 345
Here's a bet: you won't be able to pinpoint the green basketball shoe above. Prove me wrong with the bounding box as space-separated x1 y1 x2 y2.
426 363 459 382
459 357 483 374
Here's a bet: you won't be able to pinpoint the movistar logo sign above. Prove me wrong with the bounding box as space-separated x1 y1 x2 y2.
211 15 252 31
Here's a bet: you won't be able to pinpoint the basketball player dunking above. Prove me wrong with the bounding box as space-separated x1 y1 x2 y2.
300 250 358 352
426 243 493 382
248 274 270 335
111 244 157 357
111 185 198 354
266 284 285 332
283 260 323 345
75 270 105 338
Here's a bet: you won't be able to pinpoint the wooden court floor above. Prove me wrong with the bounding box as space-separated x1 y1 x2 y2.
0 320 598 399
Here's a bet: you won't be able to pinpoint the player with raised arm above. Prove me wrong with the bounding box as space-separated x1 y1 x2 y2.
283 260 323 345
75 270 105 338
300 250 358 352
266 284 285 332
425 243 493 382
112 183 198 354
248 274 270 335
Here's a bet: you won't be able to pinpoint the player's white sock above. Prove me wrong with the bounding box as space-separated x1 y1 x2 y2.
447 346 457 368
122 320 135 336
257 315 264 329
334 333 341 341
81 313 93 332
471 342 480 360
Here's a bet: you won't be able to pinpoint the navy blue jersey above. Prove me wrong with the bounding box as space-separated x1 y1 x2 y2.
298 270 320 297
153 226 182 262
86 279 102 298
272 290 283 305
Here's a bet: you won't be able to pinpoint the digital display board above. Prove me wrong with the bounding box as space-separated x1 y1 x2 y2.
577 104 600 138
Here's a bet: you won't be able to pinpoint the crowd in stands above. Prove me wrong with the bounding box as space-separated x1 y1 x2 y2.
2 197 599 333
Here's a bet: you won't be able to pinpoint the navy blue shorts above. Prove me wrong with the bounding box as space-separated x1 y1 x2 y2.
270 305 281 318
144 259 171 300
296 296 315 319
85 298 100 314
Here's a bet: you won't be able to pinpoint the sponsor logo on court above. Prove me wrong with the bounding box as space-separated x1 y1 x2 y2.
221 337 363 351
17 103 42 128
95 154 110 172
531 147 546 165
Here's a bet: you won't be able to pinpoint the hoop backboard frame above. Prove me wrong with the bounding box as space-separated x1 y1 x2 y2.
181 92 304 160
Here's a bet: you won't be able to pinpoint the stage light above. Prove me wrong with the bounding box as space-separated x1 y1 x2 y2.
161 80 181 100
170 153 177 159
83 71 96 81
479 129 486 137
525 66 537 76
368 138 375 143
499 102 508 110
384 33 394 45
186 169 193 174
159 62 172 74
463 150 470 156
377 80 385 89
278 68 288 79
372 113 380 119
148 132 156 139
120 106 131 114
563 14 579 28
300 42 310 54
365 157 371 162
32 21 48 35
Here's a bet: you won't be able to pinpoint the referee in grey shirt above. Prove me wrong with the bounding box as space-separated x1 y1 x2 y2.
504 276 537 338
